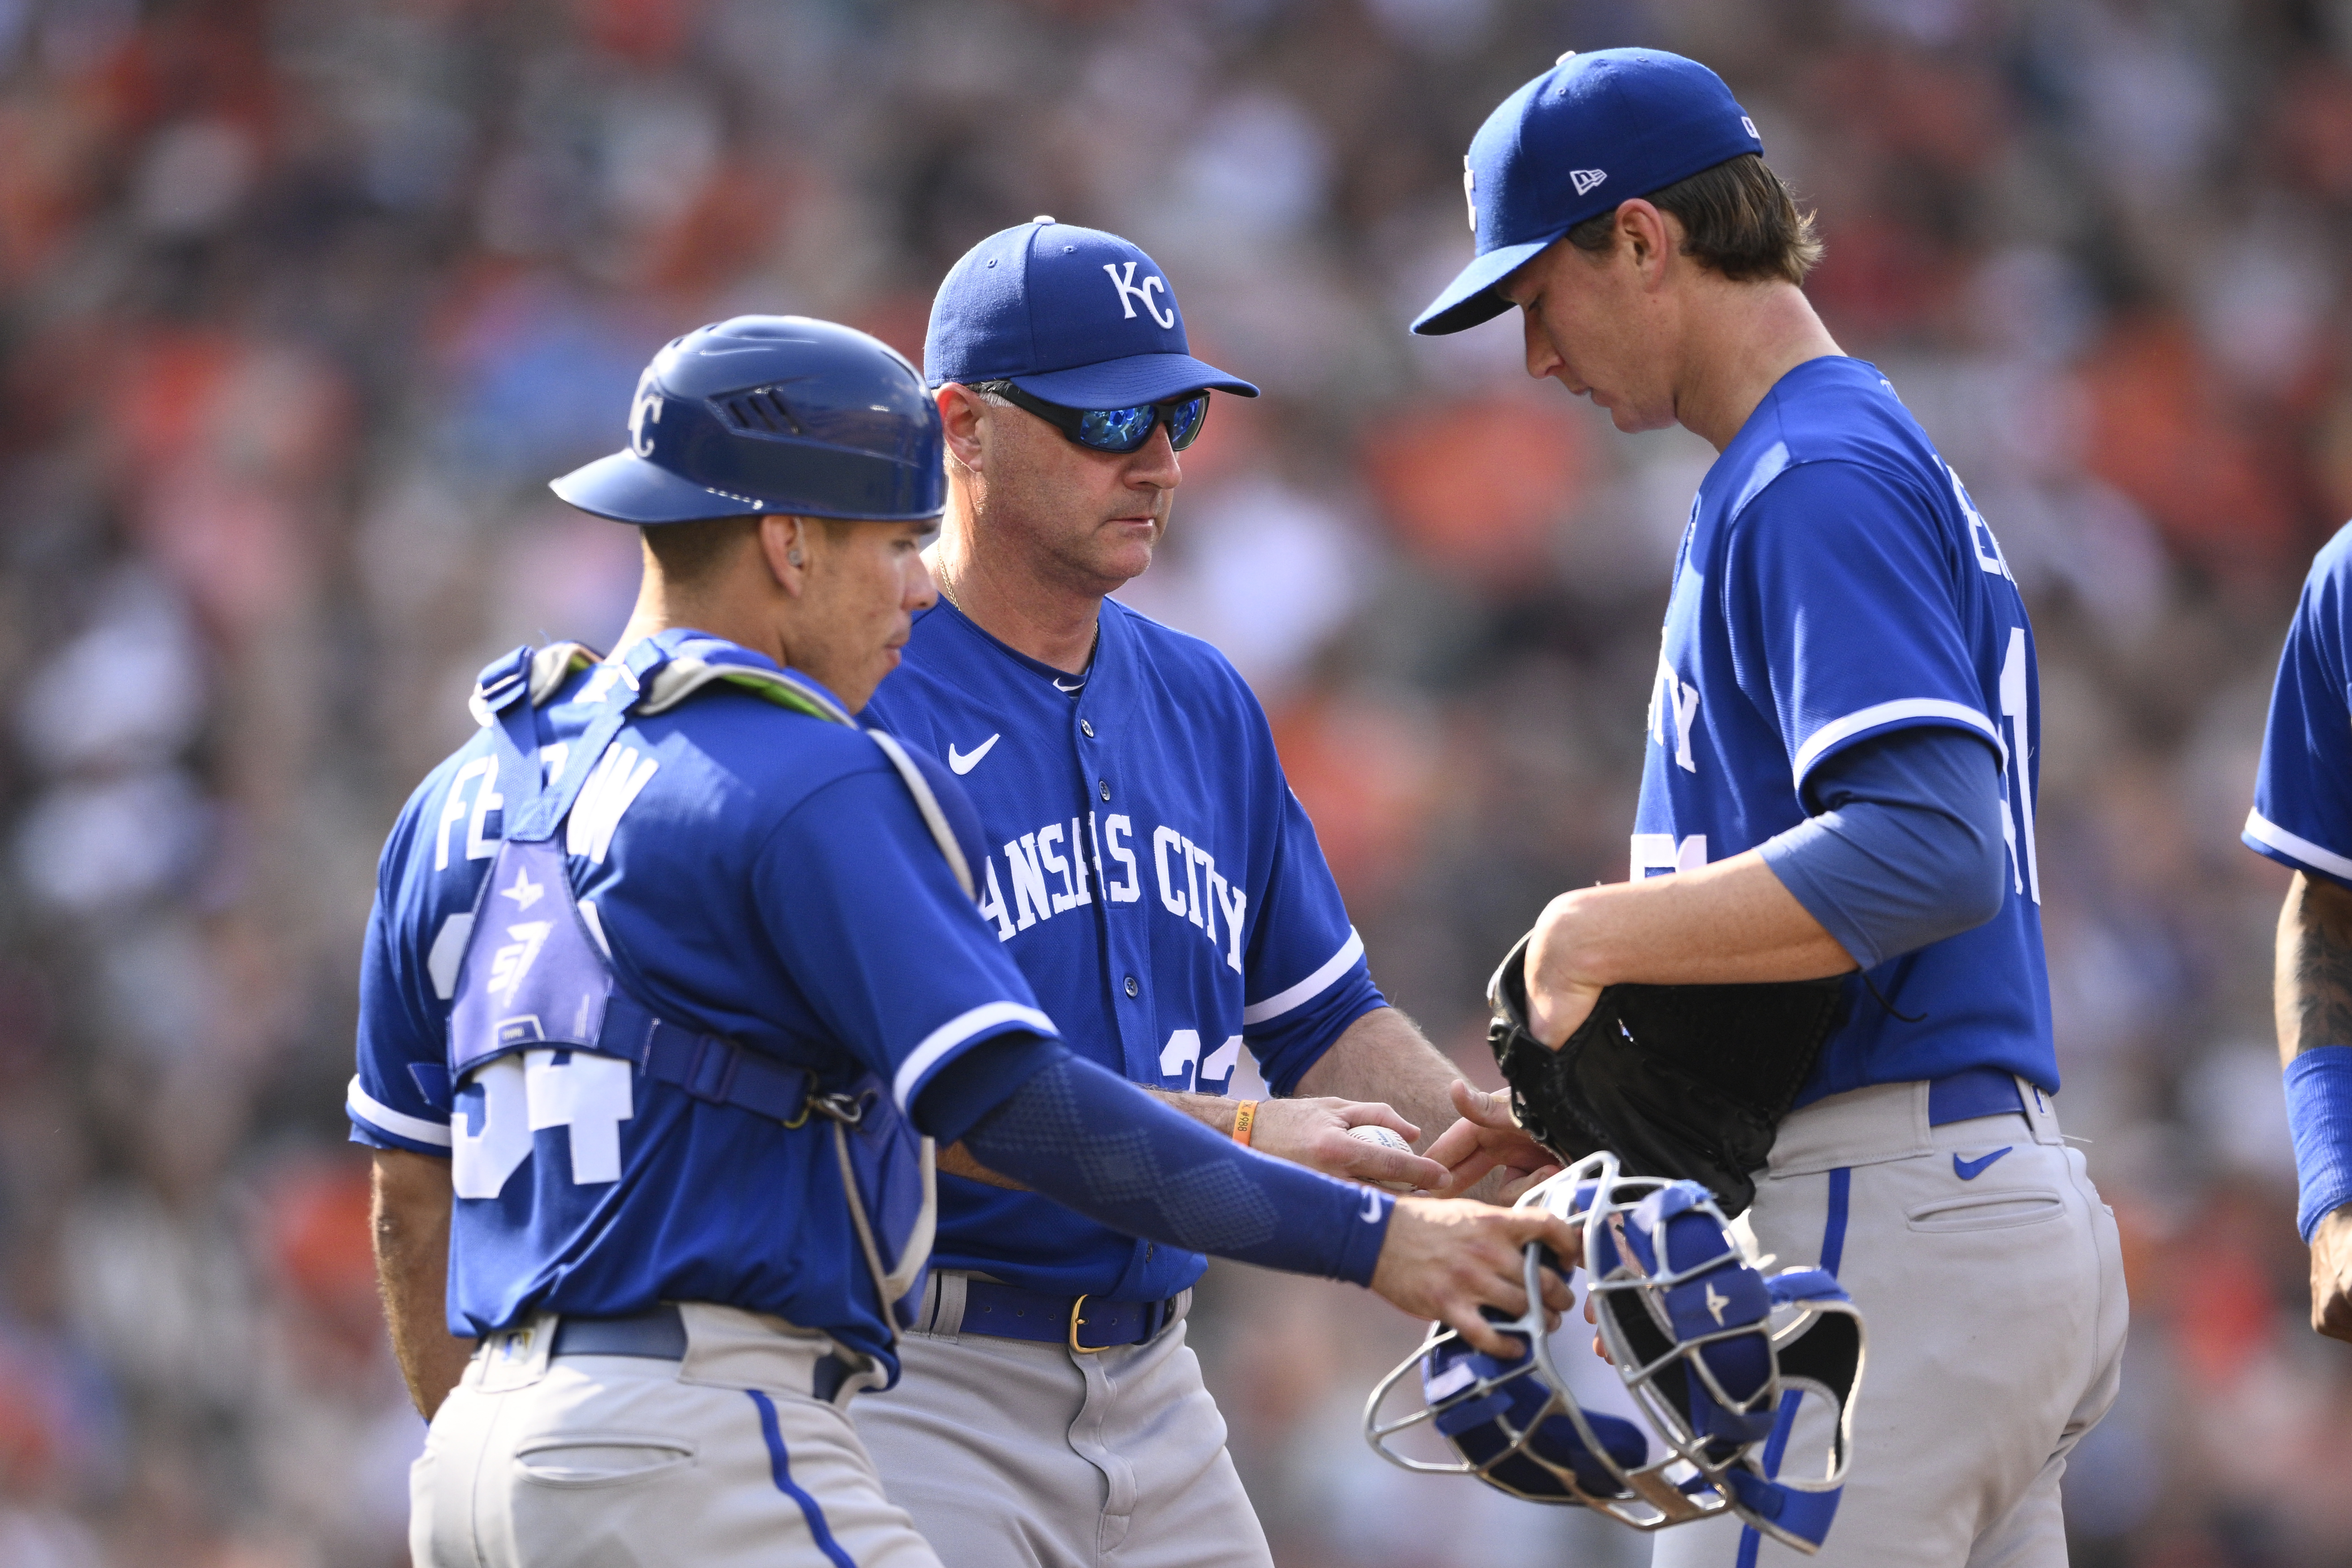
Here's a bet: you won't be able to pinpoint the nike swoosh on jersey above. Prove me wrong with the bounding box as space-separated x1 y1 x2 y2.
1053 678 1085 693
1953 1147 2013 1181
947 734 1001 774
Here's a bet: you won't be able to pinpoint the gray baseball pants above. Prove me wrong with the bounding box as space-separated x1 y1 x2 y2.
1651 1077 2128 1568
852 1275 1275 1568
412 1302 939 1568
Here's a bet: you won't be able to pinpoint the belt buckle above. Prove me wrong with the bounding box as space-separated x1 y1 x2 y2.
1068 1293 1112 1355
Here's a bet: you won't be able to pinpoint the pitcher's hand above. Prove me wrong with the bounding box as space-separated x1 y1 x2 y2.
1370 1197 1580 1356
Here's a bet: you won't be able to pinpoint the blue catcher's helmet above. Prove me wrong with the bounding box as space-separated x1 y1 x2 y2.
551 316 946 526
1366 1152 1866 1555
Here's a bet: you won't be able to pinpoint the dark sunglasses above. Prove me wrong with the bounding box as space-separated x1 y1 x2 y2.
974 379 1211 453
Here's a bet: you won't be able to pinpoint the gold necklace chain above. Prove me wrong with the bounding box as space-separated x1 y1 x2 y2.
937 564 1099 669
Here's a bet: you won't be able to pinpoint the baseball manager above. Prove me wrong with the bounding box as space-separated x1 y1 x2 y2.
853 220 1531 1566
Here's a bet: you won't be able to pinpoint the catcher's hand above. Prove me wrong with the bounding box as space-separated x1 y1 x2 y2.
1426 1081 1561 1202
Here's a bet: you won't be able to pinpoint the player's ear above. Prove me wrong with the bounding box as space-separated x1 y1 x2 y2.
938 383 987 475
1619 199 1672 281
755 514 811 596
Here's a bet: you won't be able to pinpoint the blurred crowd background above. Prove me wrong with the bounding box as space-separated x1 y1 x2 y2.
1 0 2348 1563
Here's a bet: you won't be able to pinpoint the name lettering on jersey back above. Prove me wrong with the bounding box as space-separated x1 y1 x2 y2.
1948 463 2014 585
436 755 505 869
970 809 1246 972
567 741 660 864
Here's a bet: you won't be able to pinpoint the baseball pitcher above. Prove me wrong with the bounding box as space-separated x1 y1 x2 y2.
1415 49 2128 1568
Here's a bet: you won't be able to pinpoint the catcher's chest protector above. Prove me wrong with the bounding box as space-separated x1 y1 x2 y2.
446 639 936 1330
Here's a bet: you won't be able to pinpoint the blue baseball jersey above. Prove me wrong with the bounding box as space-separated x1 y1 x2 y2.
2248 522 2352 888
864 596 1384 1299
1638 356 2055 1101
346 630 1054 1369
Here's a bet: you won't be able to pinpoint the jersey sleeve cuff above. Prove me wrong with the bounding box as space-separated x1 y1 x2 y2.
1241 929 1366 1027
2245 810 2352 890
347 1074 453 1154
1789 700 2003 796
890 1001 1059 1114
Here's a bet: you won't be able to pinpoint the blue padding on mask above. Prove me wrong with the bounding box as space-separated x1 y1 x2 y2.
2287 1046 2352 1242
1724 1468 1843 1548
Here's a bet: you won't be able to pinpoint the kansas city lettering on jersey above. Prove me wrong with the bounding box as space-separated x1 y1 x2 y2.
972 809 1246 972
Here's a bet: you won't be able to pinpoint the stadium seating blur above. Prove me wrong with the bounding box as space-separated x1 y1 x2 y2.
0 2 2345 1563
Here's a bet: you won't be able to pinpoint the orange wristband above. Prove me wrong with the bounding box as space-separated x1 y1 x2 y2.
1232 1100 1259 1147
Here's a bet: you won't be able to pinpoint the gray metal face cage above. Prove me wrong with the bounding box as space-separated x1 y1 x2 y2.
1363 1151 1866 1554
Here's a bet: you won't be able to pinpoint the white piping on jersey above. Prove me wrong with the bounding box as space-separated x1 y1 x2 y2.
892 1001 1059 1113
1242 928 1365 1026
347 1075 452 1147
2245 808 2352 883
1728 439 1791 518
1789 699 2003 790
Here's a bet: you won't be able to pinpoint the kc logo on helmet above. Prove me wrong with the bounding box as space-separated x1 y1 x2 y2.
628 374 664 458
1571 168 1608 196
1102 261 1176 330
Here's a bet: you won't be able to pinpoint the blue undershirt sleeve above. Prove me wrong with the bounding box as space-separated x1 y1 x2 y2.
922 1043 1393 1287
1757 726 2008 971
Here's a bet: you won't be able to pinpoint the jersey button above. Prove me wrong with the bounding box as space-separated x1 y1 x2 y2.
1081 719 1095 738
1098 778 1111 800
1124 975 1140 998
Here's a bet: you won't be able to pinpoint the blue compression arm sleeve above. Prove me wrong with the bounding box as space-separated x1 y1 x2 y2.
2287 1046 2352 1241
1758 727 2008 969
924 1043 1393 1286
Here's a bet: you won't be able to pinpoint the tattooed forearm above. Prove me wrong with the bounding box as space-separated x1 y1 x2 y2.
2277 873 2352 1064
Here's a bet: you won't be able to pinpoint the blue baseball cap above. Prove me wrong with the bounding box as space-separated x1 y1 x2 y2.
1411 49 1764 336
925 218 1258 405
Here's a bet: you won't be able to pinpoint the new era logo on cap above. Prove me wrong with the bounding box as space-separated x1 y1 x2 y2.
1570 169 1608 196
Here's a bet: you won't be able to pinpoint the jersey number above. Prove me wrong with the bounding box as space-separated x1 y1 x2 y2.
1159 1028 1271 1098
1999 627 2041 905
451 1050 635 1199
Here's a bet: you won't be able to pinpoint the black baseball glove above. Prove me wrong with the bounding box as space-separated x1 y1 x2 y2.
1486 934 1846 1216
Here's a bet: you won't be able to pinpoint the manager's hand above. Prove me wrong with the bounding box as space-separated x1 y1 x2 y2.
1249 1096 1447 1192
1370 1198 1579 1357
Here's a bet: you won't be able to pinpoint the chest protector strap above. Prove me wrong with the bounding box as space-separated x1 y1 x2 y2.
448 638 949 1342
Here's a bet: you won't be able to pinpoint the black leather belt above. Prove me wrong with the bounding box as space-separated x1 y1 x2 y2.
547 1304 860 1401
950 1278 1181 1354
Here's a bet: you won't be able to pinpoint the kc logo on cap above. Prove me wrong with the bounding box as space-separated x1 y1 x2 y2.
1102 261 1177 329
925 218 1258 408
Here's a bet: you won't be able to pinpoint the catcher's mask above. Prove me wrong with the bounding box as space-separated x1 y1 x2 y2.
1364 1153 1866 1555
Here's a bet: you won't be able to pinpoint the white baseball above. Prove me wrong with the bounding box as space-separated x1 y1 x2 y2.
1346 1124 1418 1192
